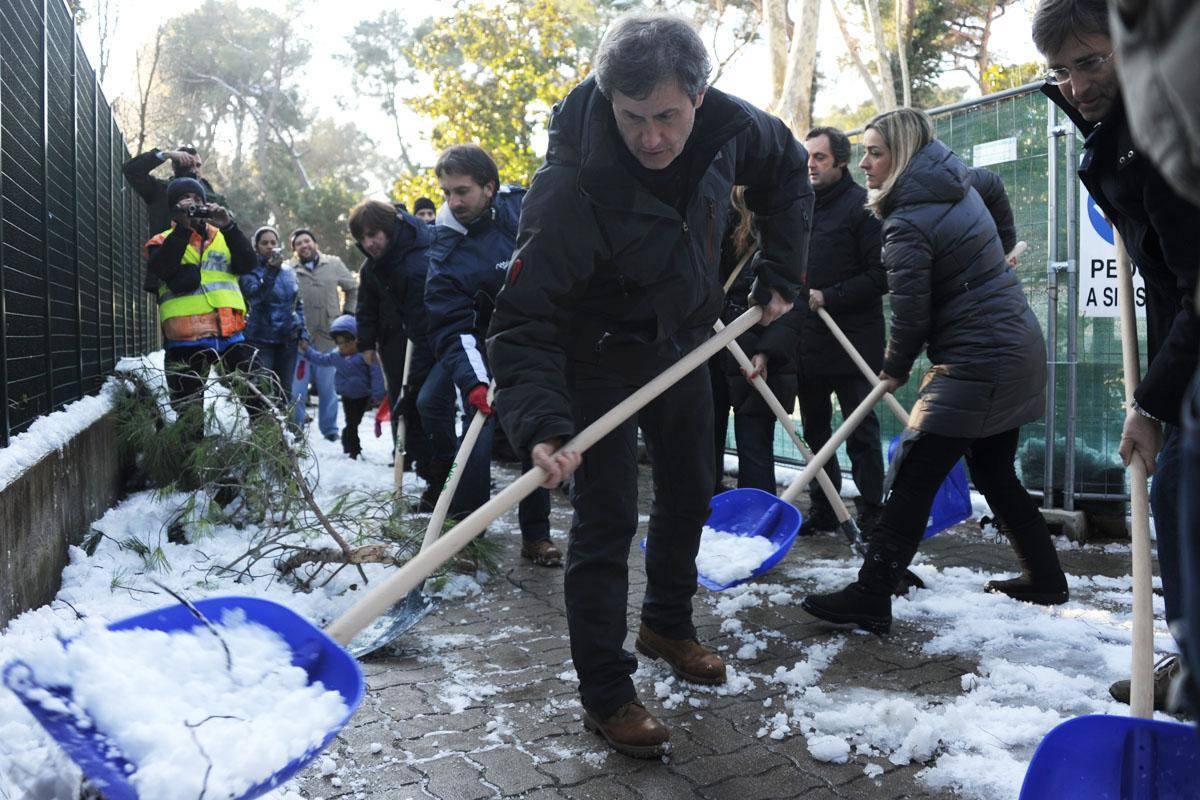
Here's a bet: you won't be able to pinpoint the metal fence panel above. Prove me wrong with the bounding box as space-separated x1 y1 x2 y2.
0 0 153 447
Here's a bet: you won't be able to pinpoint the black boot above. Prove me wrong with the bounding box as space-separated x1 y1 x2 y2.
799 502 838 536
984 516 1069 605
855 500 884 544
413 459 452 513
802 533 918 635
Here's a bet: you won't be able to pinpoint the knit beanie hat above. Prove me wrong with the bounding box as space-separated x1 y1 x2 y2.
290 227 317 247
413 197 436 214
166 177 207 210
253 226 280 247
329 314 357 338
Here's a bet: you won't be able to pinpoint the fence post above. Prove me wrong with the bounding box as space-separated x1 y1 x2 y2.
71 14 83 396
1043 99 1059 510
0 53 8 448
41 0 53 415
1064 127 1079 511
109 113 116 368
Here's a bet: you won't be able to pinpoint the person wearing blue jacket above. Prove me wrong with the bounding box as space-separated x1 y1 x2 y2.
298 314 386 459
426 144 559 566
241 226 309 415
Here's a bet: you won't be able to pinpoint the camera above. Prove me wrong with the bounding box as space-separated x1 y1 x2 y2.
271 247 283 259
185 204 213 218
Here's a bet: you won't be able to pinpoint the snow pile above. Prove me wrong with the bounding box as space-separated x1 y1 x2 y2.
695 527 778 585
8 613 348 800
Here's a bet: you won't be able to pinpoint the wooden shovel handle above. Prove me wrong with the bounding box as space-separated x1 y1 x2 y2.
1007 240 1028 262
420 405 490 552
392 339 416 498
325 306 765 645
714 320 852 524
779 380 891 505
816 307 910 426
1115 231 1154 719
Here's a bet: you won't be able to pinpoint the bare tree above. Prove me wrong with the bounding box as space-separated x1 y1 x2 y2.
94 0 119 88
829 0 887 111
939 1 1017 93
128 25 165 154
895 0 913 107
762 0 791 102
774 0 821 134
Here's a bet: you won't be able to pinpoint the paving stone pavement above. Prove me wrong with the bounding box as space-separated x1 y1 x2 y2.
294 462 1148 800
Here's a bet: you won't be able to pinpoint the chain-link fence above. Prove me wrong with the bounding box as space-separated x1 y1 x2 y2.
0 0 156 448
738 83 1135 505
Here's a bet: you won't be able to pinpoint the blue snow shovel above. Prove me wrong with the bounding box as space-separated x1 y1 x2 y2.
817 308 972 537
4 597 363 800
1017 232 1198 799
3 306 766 798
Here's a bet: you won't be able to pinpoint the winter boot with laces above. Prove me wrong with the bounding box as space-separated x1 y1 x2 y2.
983 516 1069 605
802 531 919 635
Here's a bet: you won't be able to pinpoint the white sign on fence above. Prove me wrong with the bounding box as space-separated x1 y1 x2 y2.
972 137 1017 167
1078 187 1146 318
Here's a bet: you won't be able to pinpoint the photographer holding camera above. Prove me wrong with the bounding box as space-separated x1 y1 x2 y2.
240 226 309 416
144 177 261 437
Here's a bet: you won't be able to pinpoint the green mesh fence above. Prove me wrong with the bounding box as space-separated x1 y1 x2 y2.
727 85 1136 502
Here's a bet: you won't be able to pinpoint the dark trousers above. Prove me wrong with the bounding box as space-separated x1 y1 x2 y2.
246 341 298 417
450 412 550 541
165 342 265 441
341 396 369 458
566 364 715 718
733 412 778 492
378 336 433 470
870 427 1049 565
1152 424 1184 628
416 360 459 462
799 372 884 515
710 355 732 490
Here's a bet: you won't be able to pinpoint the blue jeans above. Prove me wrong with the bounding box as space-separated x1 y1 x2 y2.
416 360 459 461
292 358 338 438
1151 424 1184 629
248 341 299 418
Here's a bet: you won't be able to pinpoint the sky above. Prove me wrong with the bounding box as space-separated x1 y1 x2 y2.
76 0 1043 197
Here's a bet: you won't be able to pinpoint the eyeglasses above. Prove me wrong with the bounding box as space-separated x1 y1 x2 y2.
1043 52 1114 86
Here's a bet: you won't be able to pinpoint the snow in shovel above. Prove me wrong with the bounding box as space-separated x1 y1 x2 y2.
694 526 777 585
9 613 348 800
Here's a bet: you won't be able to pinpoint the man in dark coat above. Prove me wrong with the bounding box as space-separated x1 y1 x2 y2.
1033 0 1200 709
798 127 887 537
350 199 438 480
968 167 1017 261
487 12 811 756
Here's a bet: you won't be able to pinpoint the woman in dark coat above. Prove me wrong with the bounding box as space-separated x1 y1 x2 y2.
802 108 1068 635
241 226 308 412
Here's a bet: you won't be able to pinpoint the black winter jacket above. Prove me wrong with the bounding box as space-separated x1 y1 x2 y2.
486 77 813 454
799 170 886 377
355 210 435 354
881 140 1046 439
967 168 1016 254
1044 87 1200 425
722 254 803 417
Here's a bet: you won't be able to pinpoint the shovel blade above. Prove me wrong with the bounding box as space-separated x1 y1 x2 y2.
699 488 803 591
3 597 363 800
1019 715 1200 800
346 588 435 658
887 435 972 538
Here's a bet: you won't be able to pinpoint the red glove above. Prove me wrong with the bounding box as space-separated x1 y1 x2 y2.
373 399 391 438
467 384 493 415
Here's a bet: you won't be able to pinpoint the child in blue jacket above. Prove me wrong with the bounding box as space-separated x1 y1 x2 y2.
299 314 385 459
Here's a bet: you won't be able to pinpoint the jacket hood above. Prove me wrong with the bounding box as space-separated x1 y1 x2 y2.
545 75 754 212
885 140 968 214
356 209 434 262
330 313 357 337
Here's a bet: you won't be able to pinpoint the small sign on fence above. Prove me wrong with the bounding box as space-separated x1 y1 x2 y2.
972 136 1017 167
1078 187 1146 318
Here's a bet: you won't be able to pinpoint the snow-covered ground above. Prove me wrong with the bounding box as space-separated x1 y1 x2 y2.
0 371 1184 800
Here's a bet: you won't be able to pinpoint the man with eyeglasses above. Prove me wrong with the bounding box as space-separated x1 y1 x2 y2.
1033 0 1200 712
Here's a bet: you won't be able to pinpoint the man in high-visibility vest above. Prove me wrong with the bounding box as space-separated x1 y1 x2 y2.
145 177 260 438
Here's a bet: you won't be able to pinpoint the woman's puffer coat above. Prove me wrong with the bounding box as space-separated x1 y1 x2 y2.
880 139 1045 439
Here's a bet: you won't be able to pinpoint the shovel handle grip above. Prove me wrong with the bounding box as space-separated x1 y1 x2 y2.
1006 240 1028 262
779 380 891 506
816 308 910 426
714 321 851 524
1115 231 1154 719
325 306 765 645
420 406 490 552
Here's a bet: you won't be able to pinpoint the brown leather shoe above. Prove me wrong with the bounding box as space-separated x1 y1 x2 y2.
582 701 670 758
520 538 563 567
635 623 726 686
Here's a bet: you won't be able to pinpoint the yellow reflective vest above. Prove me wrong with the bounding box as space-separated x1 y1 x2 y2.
147 224 246 329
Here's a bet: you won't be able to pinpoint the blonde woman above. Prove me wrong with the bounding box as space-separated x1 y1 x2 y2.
801 108 1067 635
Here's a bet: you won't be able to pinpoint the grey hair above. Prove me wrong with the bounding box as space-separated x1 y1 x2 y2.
594 12 710 102
1031 0 1110 56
